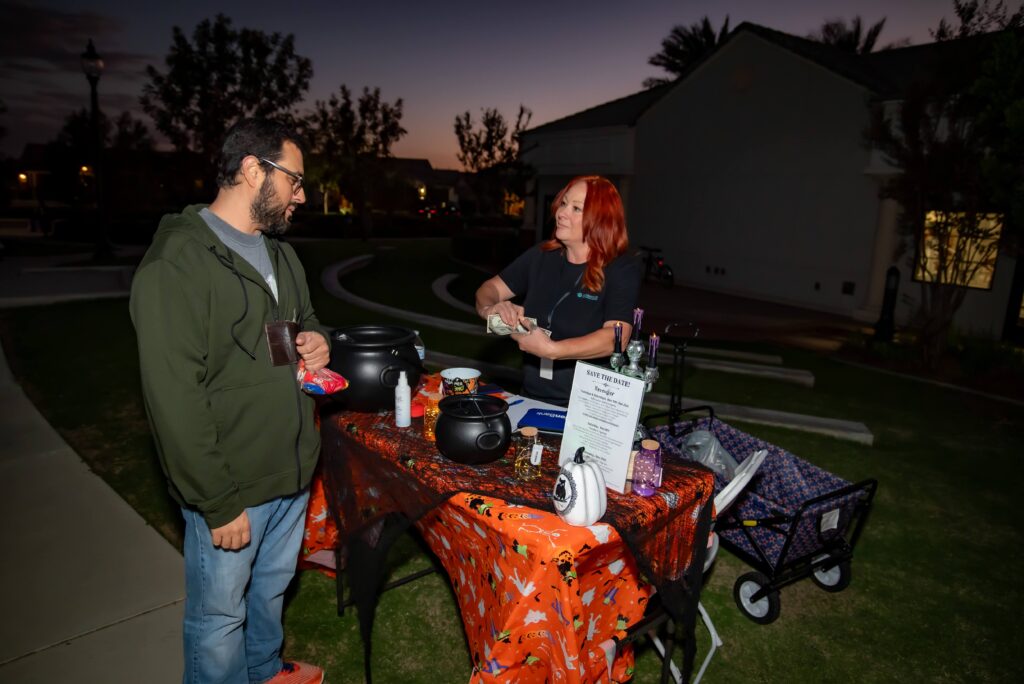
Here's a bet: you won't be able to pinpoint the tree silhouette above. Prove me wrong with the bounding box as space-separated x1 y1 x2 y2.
644 16 731 88
53 108 113 156
303 85 407 230
807 17 900 54
866 2 1023 365
141 14 312 157
453 105 532 216
52 109 154 155
454 105 531 173
932 0 1024 40
111 112 155 151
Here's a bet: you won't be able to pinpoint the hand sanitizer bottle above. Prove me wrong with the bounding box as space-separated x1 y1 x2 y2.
395 371 411 428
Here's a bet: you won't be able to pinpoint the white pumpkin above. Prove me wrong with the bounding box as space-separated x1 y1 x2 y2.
552 447 607 527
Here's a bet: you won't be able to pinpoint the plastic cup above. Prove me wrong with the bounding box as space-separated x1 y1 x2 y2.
440 367 481 396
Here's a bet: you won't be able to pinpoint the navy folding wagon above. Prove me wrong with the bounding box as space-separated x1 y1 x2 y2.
648 413 877 624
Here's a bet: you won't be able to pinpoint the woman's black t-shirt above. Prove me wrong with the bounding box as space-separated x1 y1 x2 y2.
499 245 641 406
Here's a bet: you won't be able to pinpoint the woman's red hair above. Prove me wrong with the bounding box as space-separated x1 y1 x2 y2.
542 175 629 292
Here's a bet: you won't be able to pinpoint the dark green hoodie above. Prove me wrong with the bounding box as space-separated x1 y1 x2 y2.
130 205 327 528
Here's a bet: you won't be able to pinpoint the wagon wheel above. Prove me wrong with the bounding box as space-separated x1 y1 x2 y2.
733 571 781 624
811 555 852 593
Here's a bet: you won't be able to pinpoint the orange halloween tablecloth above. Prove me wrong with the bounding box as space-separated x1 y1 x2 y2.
304 401 713 683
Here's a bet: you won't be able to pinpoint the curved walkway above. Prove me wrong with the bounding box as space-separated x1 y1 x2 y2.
320 256 874 444
321 256 483 336
431 273 477 315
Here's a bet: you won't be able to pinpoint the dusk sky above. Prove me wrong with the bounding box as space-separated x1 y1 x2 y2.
0 0 1009 169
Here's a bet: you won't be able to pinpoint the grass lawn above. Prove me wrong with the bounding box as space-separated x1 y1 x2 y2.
2 237 1022 682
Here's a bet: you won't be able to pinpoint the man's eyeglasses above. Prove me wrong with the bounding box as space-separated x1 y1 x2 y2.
257 157 304 194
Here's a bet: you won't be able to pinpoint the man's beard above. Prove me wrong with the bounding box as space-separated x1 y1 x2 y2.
250 177 292 237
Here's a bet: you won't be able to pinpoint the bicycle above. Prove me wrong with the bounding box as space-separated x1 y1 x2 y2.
637 245 675 288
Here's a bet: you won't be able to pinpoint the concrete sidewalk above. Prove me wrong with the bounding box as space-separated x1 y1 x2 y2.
0 250 134 308
0 346 182 681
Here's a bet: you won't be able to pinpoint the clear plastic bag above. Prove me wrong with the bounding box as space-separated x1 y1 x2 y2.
681 430 738 480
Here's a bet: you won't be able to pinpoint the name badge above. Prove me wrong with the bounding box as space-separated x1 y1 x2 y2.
540 357 554 380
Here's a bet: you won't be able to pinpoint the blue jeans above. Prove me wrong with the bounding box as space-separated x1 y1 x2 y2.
182 489 310 684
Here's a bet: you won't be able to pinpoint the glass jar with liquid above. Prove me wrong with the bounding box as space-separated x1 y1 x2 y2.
422 392 441 442
514 427 543 481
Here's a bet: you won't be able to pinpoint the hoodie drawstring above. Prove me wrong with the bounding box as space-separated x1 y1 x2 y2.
271 241 306 327
207 245 256 360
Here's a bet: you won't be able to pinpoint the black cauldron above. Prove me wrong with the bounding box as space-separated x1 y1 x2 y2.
435 395 512 465
328 325 424 412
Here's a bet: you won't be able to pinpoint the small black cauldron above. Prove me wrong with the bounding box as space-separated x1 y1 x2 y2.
328 325 424 412
435 394 511 465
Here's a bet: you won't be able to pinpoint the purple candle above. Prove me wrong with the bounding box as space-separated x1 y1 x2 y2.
648 333 660 368
631 308 644 339
613 322 623 354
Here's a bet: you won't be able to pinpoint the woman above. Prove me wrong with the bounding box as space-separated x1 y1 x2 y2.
475 175 641 406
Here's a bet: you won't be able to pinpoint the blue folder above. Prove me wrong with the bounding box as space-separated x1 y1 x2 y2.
516 407 567 433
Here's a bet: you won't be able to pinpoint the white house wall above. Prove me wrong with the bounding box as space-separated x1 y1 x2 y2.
894 253 1019 339
631 31 883 317
521 127 635 239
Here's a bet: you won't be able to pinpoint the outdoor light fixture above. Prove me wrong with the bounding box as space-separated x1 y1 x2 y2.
80 39 105 84
18 173 27 182
79 39 104 157
79 38 111 258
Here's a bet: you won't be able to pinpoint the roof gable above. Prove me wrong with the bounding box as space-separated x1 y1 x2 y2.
523 83 673 136
522 23 1015 137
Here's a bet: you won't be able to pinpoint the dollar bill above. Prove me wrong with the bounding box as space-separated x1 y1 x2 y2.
487 314 538 335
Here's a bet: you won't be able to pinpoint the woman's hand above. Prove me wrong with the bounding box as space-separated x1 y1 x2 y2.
511 327 558 359
487 301 526 328
475 275 523 326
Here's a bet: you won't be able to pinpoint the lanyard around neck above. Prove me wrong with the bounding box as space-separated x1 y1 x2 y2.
546 268 584 329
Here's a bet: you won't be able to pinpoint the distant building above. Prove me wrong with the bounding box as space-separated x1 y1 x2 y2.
520 23 1022 341
11 143 207 213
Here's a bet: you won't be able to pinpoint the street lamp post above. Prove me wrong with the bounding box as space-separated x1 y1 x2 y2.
81 39 109 258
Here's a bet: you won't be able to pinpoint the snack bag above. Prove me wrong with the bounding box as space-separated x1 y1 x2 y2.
296 360 349 395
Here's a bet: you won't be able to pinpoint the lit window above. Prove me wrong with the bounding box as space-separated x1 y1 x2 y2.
503 190 524 218
914 211 1002 290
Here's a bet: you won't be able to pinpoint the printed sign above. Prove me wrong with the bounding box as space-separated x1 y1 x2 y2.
558 362 646 493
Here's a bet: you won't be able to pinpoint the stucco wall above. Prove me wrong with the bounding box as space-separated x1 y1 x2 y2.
631 31 883 316
521 128 635 240
893 253 1020 339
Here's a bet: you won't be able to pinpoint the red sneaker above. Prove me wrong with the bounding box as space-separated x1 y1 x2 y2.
265 661 324 684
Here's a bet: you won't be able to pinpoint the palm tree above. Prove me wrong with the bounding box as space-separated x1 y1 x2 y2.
644 16 731 88
808 17 904 54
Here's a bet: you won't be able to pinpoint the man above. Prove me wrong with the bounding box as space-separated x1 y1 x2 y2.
131 119 328 684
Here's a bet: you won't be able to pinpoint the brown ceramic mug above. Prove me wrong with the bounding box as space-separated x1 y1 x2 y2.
265 321 300 366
